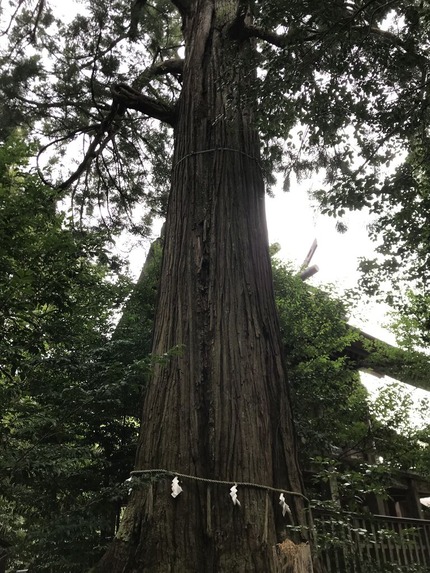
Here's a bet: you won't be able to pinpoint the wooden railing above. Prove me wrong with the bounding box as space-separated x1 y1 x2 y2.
312 510 430 572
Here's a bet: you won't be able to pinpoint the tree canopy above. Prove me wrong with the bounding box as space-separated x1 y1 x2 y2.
1 1 430 222
3 0 430 321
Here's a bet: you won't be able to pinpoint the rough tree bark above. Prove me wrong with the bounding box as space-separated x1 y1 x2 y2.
93 1 314 571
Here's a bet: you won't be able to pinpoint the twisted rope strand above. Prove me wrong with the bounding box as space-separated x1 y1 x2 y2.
130 468 310 505
172 147 262 170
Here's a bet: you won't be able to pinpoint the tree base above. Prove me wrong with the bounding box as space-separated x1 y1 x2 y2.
274 540 314 573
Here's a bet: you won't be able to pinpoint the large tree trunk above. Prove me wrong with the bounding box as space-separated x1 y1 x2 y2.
94 1 314 571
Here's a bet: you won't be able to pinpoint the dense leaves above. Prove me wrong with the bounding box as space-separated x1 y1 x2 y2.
2 2 429 340
2 0 430 334
0 133 157 572
356 142 430 347
271 251 368 458
272 252 430 537
1 1 430 210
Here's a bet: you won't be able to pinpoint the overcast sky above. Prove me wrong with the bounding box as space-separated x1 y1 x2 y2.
265 175 396 344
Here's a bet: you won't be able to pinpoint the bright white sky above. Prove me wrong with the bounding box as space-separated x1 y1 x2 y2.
265 175 395 343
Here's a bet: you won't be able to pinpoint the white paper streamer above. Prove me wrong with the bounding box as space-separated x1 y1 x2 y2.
279 493 292 518
229 484 241 506
125 476 134 494
171 476 183 498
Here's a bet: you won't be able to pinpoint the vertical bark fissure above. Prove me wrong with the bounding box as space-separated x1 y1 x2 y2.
94 1 313 571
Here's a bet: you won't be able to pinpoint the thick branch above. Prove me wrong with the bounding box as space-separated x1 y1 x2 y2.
55 124 117 191
43 83 176 191
147 58 184 78
242 18 429 69
226 3 317 47
111 83 177 126
352 26 429 69
133 58 184 90
30 0 45 42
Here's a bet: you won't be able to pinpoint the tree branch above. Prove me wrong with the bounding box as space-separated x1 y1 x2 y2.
241 18 430 77
111 83 177 125
147 58 184 78
38 83 176 191
129 0 148 39
354 25 429 69
30 0 45 43
36 126 97 189
133 58 184 90
38 122 118 192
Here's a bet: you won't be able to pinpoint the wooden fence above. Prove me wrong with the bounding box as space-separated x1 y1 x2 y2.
313 510 430 572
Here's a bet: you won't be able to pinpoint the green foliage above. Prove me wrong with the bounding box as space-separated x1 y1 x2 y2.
272 251 430 571
349 335 430 479
0 131 156 572
0 0 180 232
368 381 430 478
272 253 369 459
355 140 430 348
